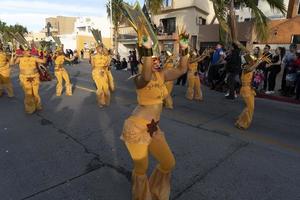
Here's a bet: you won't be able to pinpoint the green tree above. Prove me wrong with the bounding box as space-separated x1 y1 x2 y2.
0 20 28 43
211 0 286 46
145 0 163 14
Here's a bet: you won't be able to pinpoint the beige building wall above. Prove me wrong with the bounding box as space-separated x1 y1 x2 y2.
57 16 76 35
46 16 76 35
25 32 46 42
153 7 207 37
76 35 112 51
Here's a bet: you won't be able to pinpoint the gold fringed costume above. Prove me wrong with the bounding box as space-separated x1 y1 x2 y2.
91 51 111 107
54 54 72 96
0 52 14 97
186 61 202 101
119 2 189 199
121 72 175 200
163 62 174 109
235 71 256 129
18 56 45 114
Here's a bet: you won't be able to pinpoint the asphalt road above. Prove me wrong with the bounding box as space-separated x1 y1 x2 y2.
1 60 300 200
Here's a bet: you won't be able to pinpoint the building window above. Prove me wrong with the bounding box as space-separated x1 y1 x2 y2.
234 2 241 10
161 17 176 35
292 35 300 44
78 27 86 32
197 17 206 25
191 35 197 50
163 0 172 7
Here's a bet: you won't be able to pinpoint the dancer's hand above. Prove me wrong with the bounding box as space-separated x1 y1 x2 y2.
179 32 189 50
141 35 153 49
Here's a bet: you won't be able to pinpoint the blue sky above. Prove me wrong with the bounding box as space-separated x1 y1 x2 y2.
0 0 144 32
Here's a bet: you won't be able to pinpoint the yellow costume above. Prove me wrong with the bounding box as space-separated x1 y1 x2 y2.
19 57 42 114
235 71 256 129
54 55 72 96
163 62 174 109
121 72 174 200
91 54 111 106
186 61 202 100
0 52 14 97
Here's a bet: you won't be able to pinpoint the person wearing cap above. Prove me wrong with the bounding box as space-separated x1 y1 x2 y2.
53 46 74 96
120 32 189 200
11 45 46 114
0 43 14 98
91 45 111 107
163 51 176 109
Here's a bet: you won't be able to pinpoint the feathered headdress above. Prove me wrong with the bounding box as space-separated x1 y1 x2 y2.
91 29 103 47
9 32 30 50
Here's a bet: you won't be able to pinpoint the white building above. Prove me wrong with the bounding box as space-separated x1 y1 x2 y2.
25 32 47 42
234 0 290 22
74 16 111 37
58 16 111 51
152 0 214 51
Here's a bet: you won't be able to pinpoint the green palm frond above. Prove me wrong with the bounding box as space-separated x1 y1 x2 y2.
211 0 230 33
145 0 163 14
243 0 270 41
106 0 125 27
263 0 287 14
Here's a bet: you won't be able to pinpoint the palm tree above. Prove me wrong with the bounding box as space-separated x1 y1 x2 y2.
106 0 125 54
0 20 28 43
211 0 286 46
145 0 163 14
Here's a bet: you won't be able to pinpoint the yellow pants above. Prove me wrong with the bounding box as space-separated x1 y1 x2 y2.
107 70 115 92
0 67 14 97
122 117 175 200
92 69 110 106
164 81 173 109
19 74 41 114
235 89 255 129
186 73 202 100
55 69 72 96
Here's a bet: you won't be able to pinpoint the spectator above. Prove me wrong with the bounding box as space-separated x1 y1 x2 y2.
225 42 241 99
208 43 225 89
265 47 285 94
115 58 122 70
257 44 272 92
121 58 128 70
129 50 138 75
253 46 261 59
80 49 84 59
294 51 300 100
73 50 79 64
281 43 297 96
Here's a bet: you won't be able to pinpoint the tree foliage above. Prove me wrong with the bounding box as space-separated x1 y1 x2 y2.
210 0 286 44
0 20 28 43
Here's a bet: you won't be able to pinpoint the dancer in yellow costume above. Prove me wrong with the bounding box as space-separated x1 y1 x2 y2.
53 47 74 96
186 50 210 101
121 32 189 200
0 43 14 98
235 55 270 129
91 45 111 107
163 52 176 109
12 47 46 114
